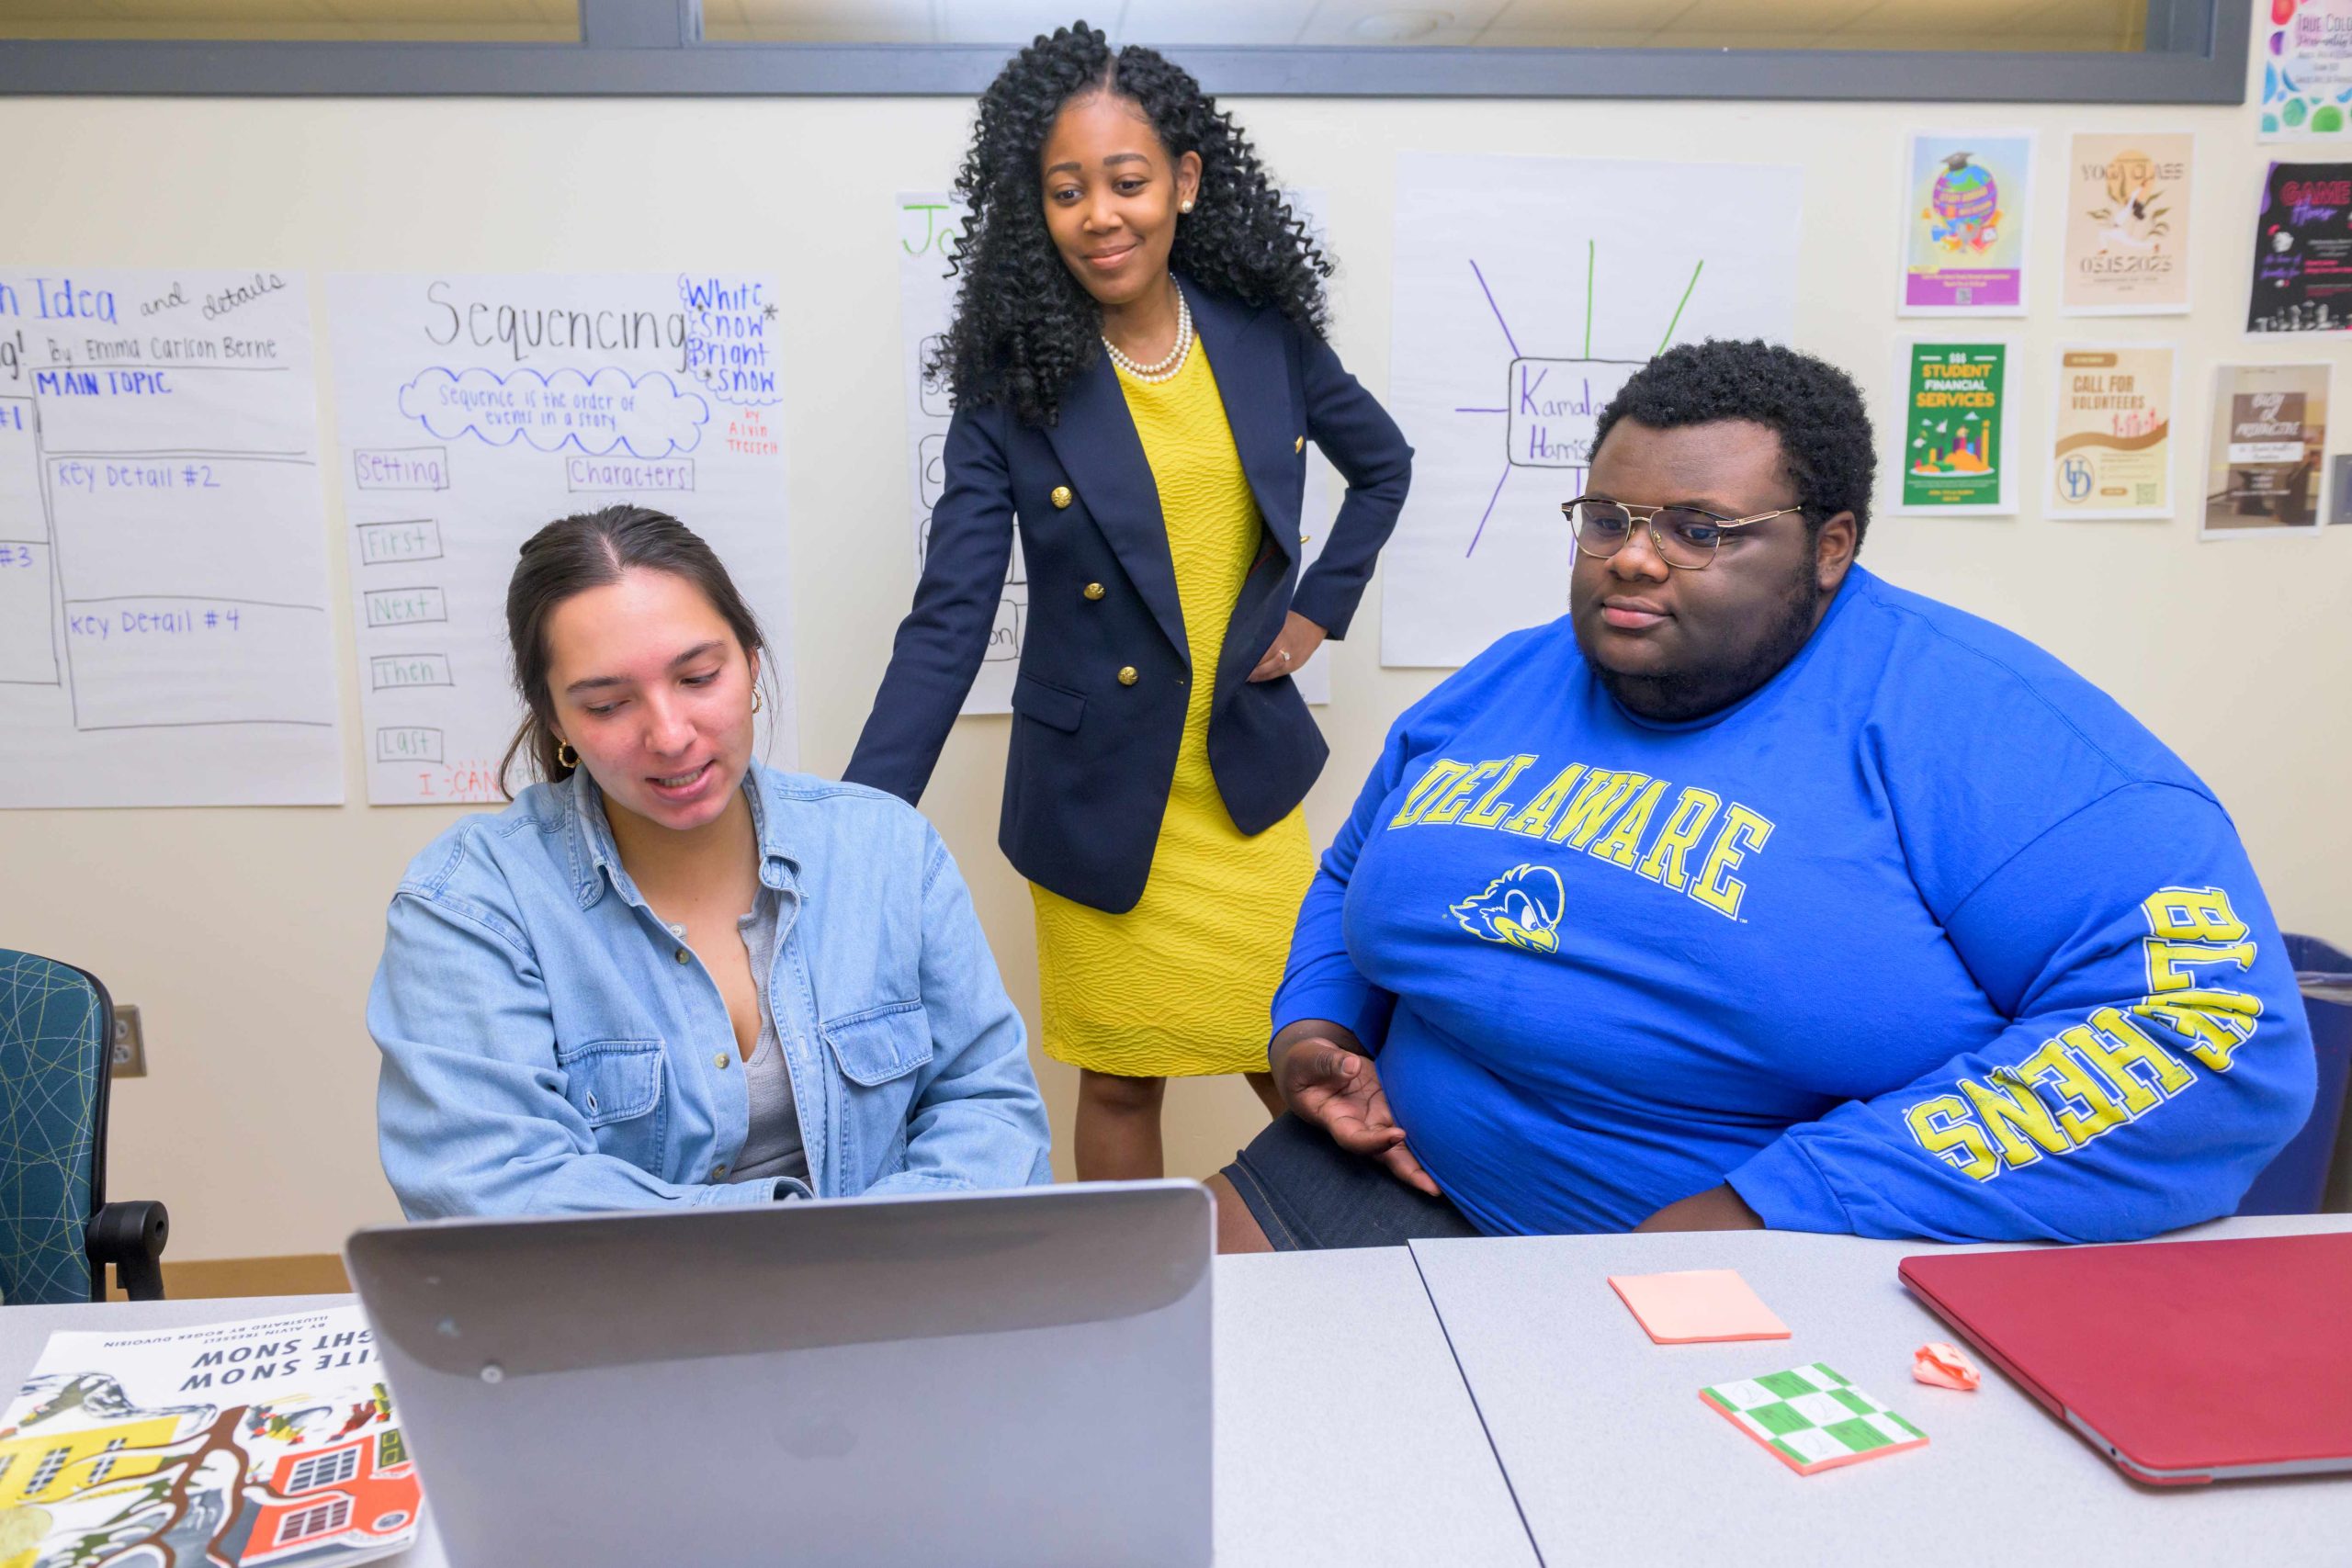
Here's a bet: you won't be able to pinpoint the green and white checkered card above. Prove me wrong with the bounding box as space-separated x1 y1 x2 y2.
1700 1361 1928 1474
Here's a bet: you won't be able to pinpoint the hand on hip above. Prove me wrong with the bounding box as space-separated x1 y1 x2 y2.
1249 610 1327 682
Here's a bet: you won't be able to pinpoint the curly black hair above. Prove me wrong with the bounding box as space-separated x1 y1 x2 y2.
1592 340 1877 551
933 21 1331 427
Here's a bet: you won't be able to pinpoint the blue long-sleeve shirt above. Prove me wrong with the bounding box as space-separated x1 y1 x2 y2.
1273 567 2313 1242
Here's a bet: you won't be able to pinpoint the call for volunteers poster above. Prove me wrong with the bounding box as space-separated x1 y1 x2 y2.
2248 161 2352 333
2049 344 2174 521
1895 342 2012 514
2061 134 2191 315
1900 132 2032 316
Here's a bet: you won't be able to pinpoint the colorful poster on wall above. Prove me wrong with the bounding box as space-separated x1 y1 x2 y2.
2260 0 2352 141
2049 344 2175 521
1894 342 2012 515
2061 134 2192 315
2248 161 2352 332
2201 363 2332 539
1900 132 2033 316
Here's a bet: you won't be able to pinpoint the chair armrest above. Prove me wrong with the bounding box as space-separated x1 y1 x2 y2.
87 1200 170 1301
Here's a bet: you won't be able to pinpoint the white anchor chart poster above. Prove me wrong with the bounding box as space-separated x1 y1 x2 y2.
1382 155 1803 668
328 273 794 805
0 268 342 807
897 192 1332 710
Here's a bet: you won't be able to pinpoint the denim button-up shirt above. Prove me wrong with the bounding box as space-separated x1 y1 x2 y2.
369 761 1051 1218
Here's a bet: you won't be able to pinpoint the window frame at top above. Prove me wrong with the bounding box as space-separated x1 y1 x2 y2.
0 0 2246 103
286 1444 362 1495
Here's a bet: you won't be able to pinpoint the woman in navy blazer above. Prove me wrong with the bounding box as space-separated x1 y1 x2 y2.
847 24 1410 1178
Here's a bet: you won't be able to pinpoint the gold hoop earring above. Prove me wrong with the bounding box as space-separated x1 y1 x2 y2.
556 740 579 770
751 686 763 715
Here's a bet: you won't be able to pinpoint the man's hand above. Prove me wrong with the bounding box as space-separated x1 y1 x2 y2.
1273 1032 1439 1196
1634 1183 1765 1233
1248 611 1328 682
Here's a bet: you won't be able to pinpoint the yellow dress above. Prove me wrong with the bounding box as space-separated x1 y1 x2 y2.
1030 341 1315 1077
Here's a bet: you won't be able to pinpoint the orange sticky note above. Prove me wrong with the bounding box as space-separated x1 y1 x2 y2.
1607 1268 1791 1345
1912 1341 1982 1391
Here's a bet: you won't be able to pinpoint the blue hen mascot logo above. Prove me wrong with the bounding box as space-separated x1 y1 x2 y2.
1449 864 1567 954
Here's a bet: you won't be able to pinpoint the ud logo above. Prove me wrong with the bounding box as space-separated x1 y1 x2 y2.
2060 454 2095 502
1450 863 1566 954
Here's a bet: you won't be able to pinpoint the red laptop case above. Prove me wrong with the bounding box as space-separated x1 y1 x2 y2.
1899 1231 2352 1484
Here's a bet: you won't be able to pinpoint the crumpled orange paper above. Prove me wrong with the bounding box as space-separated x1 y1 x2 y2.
1913 1341 1981 1391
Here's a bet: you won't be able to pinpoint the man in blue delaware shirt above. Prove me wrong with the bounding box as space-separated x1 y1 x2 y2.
1210 339 2314 1252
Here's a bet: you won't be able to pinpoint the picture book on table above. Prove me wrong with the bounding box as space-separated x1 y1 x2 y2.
0 1306 423 1567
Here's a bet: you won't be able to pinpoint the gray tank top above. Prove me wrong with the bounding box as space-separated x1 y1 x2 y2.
696 888 808 1185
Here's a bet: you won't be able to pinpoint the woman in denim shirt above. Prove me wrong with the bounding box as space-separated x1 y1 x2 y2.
369 505 1051 1218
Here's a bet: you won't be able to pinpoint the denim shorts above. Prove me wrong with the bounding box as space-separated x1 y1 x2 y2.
1219 1112 1482 1251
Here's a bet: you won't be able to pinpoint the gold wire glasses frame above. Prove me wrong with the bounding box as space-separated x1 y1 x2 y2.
1561 496 1808 571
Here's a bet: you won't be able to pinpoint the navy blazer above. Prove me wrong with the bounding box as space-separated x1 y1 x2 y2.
845 284 1413 913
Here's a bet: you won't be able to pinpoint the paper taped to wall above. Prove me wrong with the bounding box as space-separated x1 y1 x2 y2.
0 268 343 807
1381 155 1802 669
326 273 795 805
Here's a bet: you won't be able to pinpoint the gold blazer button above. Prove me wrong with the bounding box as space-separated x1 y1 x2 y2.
1084 582 1106 600
1295 435 1305 453
1117 666 1139 686
1051 485 1073 508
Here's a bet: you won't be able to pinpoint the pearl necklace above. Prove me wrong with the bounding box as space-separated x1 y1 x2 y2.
1103 287 1193 384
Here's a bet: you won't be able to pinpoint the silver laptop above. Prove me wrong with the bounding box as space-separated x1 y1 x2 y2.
345 1180 1211 1568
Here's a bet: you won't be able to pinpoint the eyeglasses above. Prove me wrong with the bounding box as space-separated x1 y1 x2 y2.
1561 496 1807 571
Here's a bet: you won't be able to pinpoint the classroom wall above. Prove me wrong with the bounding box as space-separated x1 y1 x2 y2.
2 45 2346 1260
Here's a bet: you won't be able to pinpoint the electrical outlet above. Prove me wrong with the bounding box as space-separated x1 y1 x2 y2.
110 1005 146 1077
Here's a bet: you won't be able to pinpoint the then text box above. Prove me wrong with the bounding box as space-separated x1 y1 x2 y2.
370 652 454 690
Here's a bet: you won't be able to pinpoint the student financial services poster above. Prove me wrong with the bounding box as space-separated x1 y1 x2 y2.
1895 343 2013 515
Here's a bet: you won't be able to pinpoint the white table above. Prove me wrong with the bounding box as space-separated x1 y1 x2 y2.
1408 1214 2352 1568
1215 1248 1538 1567
0 1250 1535 1568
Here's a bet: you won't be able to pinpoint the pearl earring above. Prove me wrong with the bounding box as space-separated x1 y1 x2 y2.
1181 199 1193 213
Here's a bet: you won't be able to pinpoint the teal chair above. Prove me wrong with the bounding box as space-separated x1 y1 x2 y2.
0 949 169 1303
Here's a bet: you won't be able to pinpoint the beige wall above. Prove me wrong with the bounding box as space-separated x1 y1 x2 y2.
2 51 2346 1260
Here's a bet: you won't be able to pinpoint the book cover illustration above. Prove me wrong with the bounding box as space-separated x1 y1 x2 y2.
0 1306 421 1567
